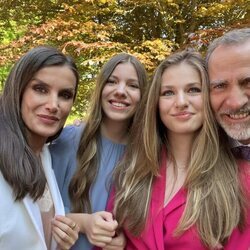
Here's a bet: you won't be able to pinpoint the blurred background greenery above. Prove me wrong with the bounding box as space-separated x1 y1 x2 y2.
0 0 249 122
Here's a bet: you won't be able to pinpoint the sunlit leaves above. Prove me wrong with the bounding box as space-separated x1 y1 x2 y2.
0 0 249 117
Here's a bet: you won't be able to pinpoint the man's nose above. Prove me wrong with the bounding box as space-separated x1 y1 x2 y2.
226 85 248 111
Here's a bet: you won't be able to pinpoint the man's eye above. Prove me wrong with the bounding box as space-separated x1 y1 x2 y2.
243 78 250 87
211 83 226 90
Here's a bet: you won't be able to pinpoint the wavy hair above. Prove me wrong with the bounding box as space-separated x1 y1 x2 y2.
0 46 79 201
113 50 246 248
69 53 148 213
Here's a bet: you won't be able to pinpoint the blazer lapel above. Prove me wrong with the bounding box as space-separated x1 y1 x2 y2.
40 144 65 250
40 144 65 216
23 195 46 247
150 149 167 250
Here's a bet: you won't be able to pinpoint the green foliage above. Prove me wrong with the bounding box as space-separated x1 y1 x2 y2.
0 64 12 92
0 0 249 116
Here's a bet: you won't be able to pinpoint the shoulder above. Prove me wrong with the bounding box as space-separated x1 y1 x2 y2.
57 124 84 142
49 124 85 150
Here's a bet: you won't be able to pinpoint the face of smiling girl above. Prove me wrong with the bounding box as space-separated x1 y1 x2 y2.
159 62 203 136
101 62 141 125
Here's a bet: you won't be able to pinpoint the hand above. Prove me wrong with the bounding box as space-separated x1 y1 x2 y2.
73 119 82 126
67 211 118 248
103 231 126 250
52 215 79 250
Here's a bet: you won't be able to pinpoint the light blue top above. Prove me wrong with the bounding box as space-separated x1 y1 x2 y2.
49 125 126 250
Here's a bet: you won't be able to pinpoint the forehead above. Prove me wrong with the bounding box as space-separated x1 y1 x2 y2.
208 41 250 82
161 62 200 85
31 65 77 88
112 62 136 72
111 62 138 79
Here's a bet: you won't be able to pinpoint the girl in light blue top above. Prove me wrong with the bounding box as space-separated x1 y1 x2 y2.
50 53 148 249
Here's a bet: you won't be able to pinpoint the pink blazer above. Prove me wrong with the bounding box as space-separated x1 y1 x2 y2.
107 152 250 250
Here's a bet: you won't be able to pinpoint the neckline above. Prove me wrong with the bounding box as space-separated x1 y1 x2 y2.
101 135 127 146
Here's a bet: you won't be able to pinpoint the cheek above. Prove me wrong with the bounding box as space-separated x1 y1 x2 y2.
195 97 203 111
20 105 27 123
101 90 106 104
210 93 222 112
159 111 170 129
131 90 141 105
246 89 250 99
101 86 110 104
101 85 111 98
61 101 74 117
158 100 169 121
20 97 31 121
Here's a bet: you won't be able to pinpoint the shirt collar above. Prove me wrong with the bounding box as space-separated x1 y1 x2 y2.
229 137 250 148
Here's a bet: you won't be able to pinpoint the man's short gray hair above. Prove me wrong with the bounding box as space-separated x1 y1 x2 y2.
206 28 250 64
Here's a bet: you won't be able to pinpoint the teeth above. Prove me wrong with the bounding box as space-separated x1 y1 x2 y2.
229 112 249 119
112 102 127 107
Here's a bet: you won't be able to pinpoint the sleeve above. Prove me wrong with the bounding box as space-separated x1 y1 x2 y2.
49 125 84 212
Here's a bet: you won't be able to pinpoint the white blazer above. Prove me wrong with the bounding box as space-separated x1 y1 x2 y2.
0 145 65 250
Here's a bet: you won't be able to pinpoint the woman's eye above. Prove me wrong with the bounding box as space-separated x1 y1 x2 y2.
188 87 201 93
33 85 47 93
106 79 116 85
129 83 139 89
162 90 174 96
60 91 74 100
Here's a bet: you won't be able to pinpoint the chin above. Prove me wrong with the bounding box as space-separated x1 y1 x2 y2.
37 130 60 139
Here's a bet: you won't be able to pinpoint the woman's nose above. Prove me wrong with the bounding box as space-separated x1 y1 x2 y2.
114 82 127 97
45 95 59 113
175 92 188 108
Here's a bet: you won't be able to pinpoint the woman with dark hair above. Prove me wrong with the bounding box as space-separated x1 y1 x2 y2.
0 46 80 250
50 53 148 249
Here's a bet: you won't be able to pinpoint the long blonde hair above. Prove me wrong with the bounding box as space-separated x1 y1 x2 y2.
113 50 246 248
69 53 148 213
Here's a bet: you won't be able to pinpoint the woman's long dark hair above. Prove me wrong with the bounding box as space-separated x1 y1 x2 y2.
0 46 79 201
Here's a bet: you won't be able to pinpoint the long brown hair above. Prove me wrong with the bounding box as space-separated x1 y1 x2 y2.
113 50 246 248
0 46 79 201
69 53 148 213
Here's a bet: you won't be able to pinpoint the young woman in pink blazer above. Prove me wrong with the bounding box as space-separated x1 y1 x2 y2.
108 50 250 249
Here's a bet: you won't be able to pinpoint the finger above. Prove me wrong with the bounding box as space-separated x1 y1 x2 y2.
88 234 113 247
52 217 79 238
73 119 82 126
52 219 78 245
100 211 114 222
103 246 124 250
52 224 74 244
95 216 118 232
52 230 71 250
55 215 77 230
103 232 126 249
90 223 116 238
103 240 124 249
103 243 125 250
